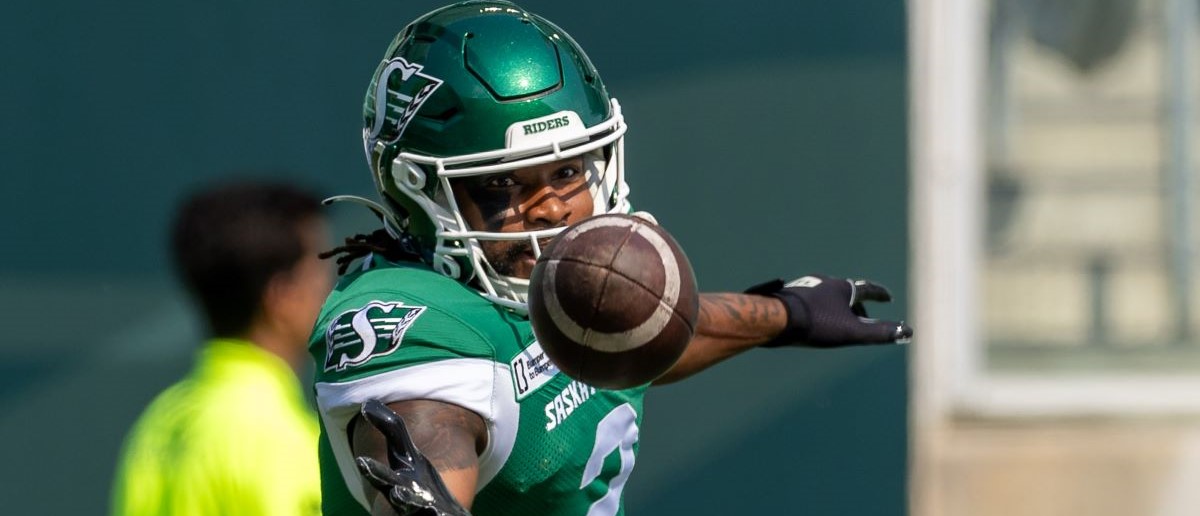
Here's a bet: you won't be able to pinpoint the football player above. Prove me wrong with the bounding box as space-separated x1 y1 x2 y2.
309 2 913 515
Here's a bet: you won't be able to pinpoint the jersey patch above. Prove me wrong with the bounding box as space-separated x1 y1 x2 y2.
510 340 560 401
324 301 427 372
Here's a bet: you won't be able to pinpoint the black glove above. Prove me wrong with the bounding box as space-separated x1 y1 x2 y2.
355 399 471 516
746 275 913 348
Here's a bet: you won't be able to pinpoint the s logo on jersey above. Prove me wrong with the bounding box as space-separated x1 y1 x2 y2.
324 301 427 372
365 57 443 144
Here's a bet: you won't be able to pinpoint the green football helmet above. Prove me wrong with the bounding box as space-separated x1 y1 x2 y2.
339 0 629 312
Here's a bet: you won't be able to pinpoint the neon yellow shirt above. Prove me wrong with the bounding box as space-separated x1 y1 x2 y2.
112 338 321 516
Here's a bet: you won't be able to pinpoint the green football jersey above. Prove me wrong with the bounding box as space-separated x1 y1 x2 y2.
309 255 647 516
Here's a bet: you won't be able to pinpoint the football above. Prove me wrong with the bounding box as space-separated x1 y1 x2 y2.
528 213 699 389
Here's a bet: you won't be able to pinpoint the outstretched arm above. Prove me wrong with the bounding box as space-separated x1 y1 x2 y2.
351 399 486 515
653 293 786 384
654 275 913 385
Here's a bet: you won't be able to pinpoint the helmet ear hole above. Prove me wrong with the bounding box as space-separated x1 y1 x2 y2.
436 254 462 279
393 160 427 191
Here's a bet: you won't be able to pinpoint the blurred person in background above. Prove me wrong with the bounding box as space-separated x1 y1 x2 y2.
111 181 332 515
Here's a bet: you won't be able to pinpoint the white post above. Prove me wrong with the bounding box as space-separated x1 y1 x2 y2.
908 0 987 514
1164 0 1197 344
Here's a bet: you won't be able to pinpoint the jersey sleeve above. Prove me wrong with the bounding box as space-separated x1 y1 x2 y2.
308 265 521 510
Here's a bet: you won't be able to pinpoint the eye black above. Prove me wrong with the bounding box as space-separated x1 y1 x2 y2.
484 175 517 188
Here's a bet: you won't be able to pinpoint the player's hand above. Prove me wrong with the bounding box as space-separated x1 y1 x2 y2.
355 399 471 516
746 275 913 348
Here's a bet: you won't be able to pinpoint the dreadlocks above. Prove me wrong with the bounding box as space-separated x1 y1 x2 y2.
319 229 422 275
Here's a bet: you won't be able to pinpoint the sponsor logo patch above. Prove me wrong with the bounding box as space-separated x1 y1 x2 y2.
510 340 560 400
324 301 427 372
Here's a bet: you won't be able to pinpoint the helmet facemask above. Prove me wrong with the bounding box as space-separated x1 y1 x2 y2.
372 100 629 313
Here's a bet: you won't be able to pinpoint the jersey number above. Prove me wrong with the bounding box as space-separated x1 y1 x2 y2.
580 403 639 516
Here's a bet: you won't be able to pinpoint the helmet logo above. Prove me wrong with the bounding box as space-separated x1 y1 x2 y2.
367 57 444 144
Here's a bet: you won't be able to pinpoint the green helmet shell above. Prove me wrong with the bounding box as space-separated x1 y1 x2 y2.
363 0 615 245
357 0 630 312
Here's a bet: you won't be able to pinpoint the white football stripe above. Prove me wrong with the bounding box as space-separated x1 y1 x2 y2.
329 331 392 346
330 317 408 332
542 217 681 353
329 330 386 341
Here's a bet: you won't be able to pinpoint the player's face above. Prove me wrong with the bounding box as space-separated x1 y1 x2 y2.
452 156 594 279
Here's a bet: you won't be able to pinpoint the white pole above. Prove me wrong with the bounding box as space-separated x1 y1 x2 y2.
1164 0 1197 344
908 0 987 513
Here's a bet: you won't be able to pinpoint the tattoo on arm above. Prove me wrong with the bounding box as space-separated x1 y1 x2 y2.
654 294 786 385
351 399 488 472
349 399 486 511
697 293 786 342
401 400 487 471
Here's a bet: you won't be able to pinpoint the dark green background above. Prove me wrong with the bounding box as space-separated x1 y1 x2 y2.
0 1 908 514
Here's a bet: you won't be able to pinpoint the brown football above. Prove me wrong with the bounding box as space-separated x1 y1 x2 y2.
527 213 699 390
